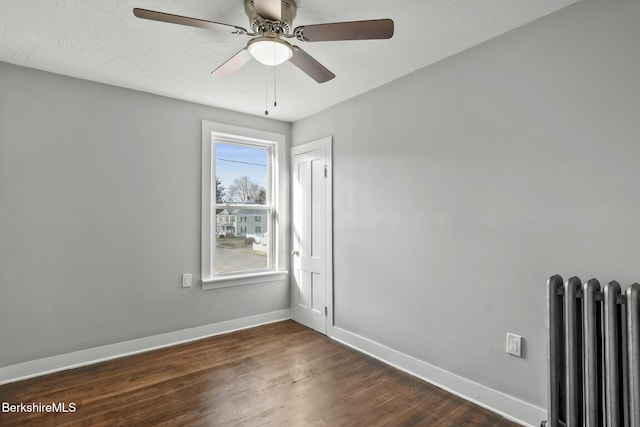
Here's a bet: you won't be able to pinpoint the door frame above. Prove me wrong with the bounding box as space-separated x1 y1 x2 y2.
290 136 333 335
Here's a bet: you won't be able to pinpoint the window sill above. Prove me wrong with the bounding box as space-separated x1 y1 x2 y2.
201 271 289 290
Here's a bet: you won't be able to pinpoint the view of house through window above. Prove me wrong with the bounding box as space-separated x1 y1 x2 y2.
214 141 272 275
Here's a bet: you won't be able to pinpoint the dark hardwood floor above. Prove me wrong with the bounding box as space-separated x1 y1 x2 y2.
0 321 518 426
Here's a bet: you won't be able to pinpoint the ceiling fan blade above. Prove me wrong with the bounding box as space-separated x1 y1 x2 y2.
294 19 394 42
254 0 281 21
289 46 335 84
212 48 253 76
133 8 248 34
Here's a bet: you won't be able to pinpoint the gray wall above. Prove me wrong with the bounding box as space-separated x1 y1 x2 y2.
0 62 291 366
292 0 640 408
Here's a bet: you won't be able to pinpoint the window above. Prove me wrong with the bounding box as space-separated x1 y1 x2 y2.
201 121 287 289
214 142 270 272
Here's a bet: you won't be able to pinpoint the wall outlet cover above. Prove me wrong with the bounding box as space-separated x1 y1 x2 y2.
182 273 192 288
506 333 522 357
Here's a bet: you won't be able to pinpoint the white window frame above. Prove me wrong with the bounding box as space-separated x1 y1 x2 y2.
201 121 288 290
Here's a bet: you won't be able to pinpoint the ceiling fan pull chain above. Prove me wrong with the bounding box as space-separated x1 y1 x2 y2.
264 71 269 116
273 58 278 108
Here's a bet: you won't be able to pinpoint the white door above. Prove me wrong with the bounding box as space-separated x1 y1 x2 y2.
291 137 332 335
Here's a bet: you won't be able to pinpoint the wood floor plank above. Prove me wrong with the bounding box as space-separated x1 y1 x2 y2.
0 321 519 426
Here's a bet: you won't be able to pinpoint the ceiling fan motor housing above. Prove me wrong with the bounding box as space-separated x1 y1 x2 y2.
244 0 297 34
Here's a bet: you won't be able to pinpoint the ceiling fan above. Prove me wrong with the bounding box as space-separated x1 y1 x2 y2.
133 0 394 84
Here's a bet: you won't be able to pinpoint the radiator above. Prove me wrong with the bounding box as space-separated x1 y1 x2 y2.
546 275 640 427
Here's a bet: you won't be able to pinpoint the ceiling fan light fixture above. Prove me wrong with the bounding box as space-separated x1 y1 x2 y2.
247 37 293 66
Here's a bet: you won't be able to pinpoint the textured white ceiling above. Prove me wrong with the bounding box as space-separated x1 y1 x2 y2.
0 0 579 122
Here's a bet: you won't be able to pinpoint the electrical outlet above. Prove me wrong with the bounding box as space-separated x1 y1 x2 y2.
182 273 192 288
506 333 522 357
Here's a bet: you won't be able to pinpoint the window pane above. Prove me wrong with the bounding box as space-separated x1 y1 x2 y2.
214 209 270 274
215 142 268 205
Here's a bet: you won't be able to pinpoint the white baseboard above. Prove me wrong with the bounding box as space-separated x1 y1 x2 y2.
0 309 291 385
330 326 545 427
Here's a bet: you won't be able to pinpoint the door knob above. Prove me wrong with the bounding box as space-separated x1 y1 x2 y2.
291 250 300 256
